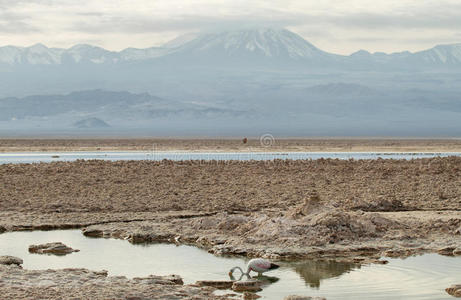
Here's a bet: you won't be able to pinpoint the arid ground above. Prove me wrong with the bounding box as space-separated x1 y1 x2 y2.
1 140 461 299
2 137 461 152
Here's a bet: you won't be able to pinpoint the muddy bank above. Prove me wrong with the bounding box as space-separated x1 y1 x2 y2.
1 138 461 153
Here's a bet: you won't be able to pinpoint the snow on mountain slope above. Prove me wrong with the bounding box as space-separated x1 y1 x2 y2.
0 44 64 65
169 28 332 60
0 29 460 68
0 46 23 64
23 43 64 64
64 44 118 64
413 44 461 64
163 33 200 48
120 47 170 61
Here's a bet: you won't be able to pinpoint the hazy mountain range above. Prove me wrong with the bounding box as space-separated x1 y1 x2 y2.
1 28 460 136
1 28 460 67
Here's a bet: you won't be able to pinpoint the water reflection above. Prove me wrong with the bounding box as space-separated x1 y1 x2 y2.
289 260 360 288
229 273 280 285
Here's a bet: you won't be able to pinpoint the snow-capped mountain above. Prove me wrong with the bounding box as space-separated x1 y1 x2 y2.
0 43 64 65
0 43 116 65
166 28 333 60
62 44 118 64
412 44 461 65
120 47 170 61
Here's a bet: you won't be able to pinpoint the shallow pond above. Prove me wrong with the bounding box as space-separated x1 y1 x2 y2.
1 151 460 164
0 230 460 299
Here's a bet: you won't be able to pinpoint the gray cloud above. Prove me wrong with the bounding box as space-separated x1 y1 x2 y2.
67 13 305 34
58 4 461 38
1 0 461 54
321 12 461 30
0 11 41 34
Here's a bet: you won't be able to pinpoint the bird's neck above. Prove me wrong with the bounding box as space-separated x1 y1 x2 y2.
231 266 250 275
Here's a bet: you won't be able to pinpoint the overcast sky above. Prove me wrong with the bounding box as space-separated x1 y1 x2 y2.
1 0 460 54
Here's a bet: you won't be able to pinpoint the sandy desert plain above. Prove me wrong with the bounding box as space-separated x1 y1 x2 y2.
1 138 461 299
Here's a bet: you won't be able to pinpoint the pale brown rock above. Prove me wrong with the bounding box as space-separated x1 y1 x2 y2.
28 242 79 255
437 246 456 256
94 270 108 276
243 292 261 299
231 280 262 292
82 228 103 237
196 280 234 289
0 256 23 265
132 274 184 285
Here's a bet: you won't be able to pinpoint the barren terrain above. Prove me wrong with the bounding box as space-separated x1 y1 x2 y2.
1 155 461 299
2 138 461 152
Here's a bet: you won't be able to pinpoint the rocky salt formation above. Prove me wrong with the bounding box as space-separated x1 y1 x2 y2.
69 204 461 262
28 242 79 255
0 265 233 300
0 256 23 266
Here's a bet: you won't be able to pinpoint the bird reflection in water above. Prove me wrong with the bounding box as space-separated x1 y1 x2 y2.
230 272 279 283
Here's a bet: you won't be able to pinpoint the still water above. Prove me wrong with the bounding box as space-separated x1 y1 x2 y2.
0 230 459 299
0 151 460 164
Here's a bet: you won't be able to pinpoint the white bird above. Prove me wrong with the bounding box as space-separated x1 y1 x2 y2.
229 258 279 277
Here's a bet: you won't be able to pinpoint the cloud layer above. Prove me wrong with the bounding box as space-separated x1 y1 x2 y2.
1 0 460 54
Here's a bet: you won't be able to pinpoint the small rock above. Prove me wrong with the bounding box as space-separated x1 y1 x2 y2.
453 248 461 256
446 284 461 297
243 292 261 299
232 280 262 292
94 270 108 276
82 228 103 237
437 247 456 256
29 242 79 255
284 296 326 300
160 275 184 285
0 225 6 233
0 255 23 265
133 274 184 285
372 259 389 264
196 280 234 289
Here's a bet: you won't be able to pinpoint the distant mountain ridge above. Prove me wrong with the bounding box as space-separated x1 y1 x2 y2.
1 28 460 67
0 89 245 123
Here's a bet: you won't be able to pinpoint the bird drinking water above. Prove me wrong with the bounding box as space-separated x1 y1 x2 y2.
229 258 279 277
